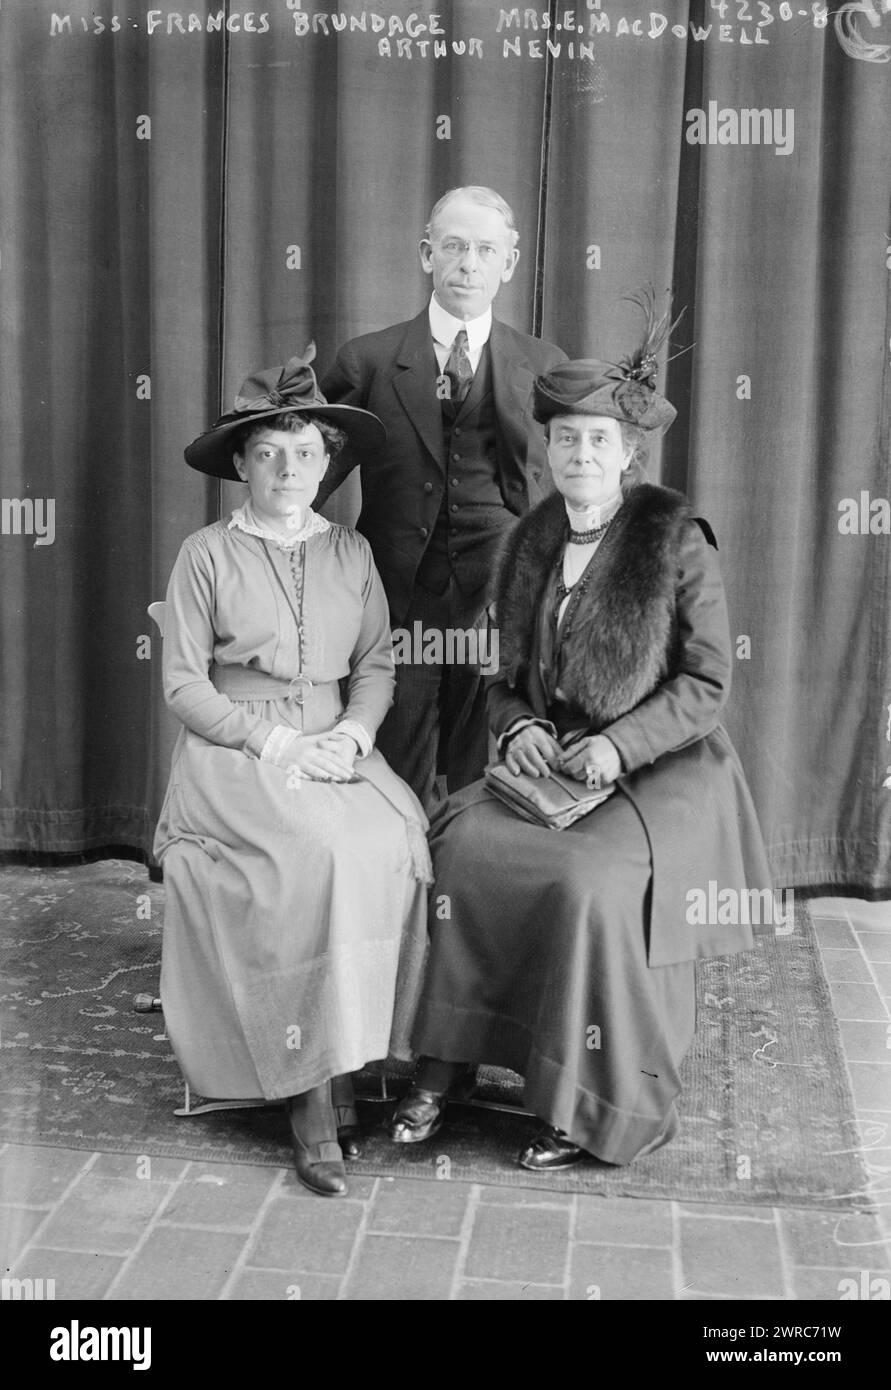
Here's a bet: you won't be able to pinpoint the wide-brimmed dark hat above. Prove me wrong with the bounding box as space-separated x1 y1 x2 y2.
533 288 681 433
184 344 387 480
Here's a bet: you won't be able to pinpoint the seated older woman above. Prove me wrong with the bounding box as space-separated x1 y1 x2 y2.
388 309 773 1171
155 350 430 1198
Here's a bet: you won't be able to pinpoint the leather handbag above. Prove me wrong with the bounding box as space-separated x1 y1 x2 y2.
484 762 615 830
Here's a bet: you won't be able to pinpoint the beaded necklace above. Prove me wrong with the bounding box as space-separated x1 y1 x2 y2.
260 539 307 690
566 516 614 545
556 513 617 609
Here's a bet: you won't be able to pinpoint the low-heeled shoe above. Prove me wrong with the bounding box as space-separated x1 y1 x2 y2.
388 1086 449 1144
286 1110 348 1196
518 1125 585 1172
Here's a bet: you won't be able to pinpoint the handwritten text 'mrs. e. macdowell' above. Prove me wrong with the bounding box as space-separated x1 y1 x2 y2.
50 4 831 48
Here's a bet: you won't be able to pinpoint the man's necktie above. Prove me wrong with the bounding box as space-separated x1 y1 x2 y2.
443 328 473 406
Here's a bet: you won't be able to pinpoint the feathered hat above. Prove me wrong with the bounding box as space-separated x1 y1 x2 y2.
185 343 387 481
533 287 684 432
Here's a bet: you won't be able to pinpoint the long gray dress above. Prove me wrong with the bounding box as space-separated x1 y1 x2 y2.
154 514 428 1101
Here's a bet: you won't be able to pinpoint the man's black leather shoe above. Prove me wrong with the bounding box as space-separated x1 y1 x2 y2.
388 1087 449 1144
518 1125 585 1171
332 1073 362 1160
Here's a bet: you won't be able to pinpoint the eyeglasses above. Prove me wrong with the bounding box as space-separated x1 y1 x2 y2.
434 237 504 264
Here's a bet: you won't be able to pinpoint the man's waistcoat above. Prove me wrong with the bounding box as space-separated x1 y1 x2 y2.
415 342 516 604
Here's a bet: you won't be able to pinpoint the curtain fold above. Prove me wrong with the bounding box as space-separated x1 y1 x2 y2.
2 1 889 890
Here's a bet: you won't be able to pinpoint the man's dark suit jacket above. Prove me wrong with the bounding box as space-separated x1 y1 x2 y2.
317 309 567 626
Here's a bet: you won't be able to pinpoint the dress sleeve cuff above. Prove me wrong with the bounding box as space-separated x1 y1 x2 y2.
496 715 557 753
243 719 278 759
335 718 373 758
258 725 303 764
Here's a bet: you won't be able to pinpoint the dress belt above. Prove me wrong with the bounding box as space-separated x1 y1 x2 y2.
211 662 338 707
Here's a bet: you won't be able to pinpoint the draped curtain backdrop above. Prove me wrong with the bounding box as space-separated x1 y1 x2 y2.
2 0 890 890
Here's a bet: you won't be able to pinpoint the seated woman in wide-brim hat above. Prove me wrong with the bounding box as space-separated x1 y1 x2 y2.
388 296 773 1171
155 347 431 1198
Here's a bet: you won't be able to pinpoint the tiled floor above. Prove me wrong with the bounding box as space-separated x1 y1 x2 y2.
2 895 889 1301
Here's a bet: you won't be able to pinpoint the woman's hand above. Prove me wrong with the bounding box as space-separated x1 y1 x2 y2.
321 732 359 773
282 733 357 783
556 734 622 787
504 724 562 779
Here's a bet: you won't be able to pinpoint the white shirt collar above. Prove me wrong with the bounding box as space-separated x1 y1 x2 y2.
428 294 492 357
228 501 330 549
564 491 624 534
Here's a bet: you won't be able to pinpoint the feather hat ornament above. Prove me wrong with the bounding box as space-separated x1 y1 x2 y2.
614 285 686 388
532 285 684 432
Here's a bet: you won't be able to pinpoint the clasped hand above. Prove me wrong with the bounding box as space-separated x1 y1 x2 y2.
504 726 620 786
558 734 621 787
277 732 359 783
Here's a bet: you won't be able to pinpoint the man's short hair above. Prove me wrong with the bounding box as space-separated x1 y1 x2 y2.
425 186 519 249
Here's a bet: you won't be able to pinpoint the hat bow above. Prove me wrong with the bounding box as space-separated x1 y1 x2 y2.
233 343 321 414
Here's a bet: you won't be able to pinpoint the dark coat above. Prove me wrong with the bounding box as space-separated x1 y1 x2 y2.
318 309 566 624
487 485 774 967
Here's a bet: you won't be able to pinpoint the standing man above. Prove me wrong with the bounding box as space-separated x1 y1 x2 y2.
317 185 566 807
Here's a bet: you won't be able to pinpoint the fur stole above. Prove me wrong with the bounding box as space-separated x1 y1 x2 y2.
495 484 697 727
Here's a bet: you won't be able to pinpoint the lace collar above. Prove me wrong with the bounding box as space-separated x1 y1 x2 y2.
228 502 331 549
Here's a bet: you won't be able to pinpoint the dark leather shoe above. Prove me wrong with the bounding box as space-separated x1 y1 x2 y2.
388 1087 449 1144
518 1125 585 1172
331 1074 362 1161
285 1091 348 1196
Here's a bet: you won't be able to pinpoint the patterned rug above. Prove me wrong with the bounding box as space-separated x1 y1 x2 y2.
0 860 874 1208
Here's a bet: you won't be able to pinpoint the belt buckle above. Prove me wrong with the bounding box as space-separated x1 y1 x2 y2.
286 675 313 705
